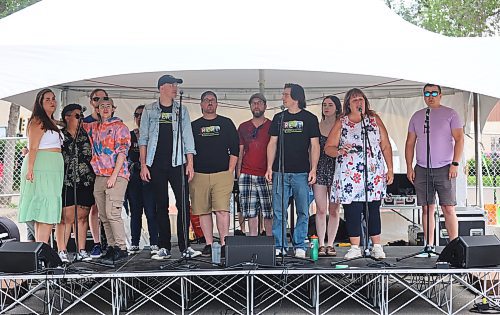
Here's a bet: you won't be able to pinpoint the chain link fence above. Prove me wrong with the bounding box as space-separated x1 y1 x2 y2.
466 133 500 205
0 137 27 208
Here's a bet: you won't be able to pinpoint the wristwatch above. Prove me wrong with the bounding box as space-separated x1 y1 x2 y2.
451 161 459 166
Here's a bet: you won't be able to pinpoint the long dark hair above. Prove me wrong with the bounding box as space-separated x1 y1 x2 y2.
284 83 306 109
321 95 342 120
343 88 375 116
29 88 60 133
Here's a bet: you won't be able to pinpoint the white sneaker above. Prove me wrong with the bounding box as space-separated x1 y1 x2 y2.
275 249 287 256
372 245 386 259
77 250 92 261
182 247 202 258
151 248 171 260
295 248 306 258
58 251 69 263
150 245 159 255
344 246 362 260
128 245 140 255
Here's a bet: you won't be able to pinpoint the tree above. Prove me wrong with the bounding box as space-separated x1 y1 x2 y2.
0 0 40 18
385 0 500 37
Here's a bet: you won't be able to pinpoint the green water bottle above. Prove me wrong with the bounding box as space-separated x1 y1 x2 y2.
310 235 319 261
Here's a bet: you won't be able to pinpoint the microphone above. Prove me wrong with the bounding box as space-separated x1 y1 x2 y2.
179 90 184 96
81 106 87 113
358 105 363 113
425 107 430 117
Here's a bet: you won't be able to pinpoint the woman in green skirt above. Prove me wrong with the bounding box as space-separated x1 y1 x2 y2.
18 88 64 244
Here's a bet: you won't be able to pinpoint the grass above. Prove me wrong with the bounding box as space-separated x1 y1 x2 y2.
467 176 500 187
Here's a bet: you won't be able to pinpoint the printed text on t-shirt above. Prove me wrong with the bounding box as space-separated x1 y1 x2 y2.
283 120 303 133
201 125 220 136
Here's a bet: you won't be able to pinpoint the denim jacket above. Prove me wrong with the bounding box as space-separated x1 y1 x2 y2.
138 100 196 167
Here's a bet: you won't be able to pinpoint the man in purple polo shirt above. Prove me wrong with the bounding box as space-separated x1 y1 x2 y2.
405 83 464 248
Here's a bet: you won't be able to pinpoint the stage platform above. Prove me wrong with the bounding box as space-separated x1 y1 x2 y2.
1 246 500 315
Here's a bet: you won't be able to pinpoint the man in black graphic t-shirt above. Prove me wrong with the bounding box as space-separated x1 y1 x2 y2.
265 83 320 259
190 91 240 257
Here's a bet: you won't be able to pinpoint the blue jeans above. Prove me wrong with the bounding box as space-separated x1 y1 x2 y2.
127 172 158 246
272 172 310 250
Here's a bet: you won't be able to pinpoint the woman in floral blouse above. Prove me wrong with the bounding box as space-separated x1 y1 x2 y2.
55 103 96 263
325 88 393 260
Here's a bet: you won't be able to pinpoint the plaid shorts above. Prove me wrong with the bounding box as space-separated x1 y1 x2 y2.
238 173 273 219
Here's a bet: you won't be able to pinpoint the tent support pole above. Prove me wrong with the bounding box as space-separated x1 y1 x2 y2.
258 69 265 94
473 92 484 208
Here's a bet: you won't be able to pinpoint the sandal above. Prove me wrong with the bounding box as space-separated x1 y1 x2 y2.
325 245 337 257
318 245 327 256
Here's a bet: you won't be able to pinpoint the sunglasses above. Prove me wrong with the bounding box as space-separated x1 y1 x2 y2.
65 113 82 120
134 112 142 118
424 91 439 97
92 96 110 102
251 125 263 139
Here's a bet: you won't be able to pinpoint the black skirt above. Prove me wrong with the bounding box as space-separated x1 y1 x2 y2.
62 184 95 208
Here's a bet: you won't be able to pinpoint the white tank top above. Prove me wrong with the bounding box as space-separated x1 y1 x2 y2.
38 130 63 149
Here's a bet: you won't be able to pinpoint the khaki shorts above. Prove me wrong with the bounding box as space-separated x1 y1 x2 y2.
189 171 234 215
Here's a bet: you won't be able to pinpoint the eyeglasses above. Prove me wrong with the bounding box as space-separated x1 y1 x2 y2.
202 98 217 104
98 104 114 110
251 100 265 106
424 91 439 97
134 112 142 118
92 96 110 102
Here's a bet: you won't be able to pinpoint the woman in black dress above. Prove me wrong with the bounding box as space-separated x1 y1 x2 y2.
313 96 342 256
55 104 95 262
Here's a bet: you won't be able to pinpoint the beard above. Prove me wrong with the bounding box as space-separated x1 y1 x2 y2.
252 110 264 118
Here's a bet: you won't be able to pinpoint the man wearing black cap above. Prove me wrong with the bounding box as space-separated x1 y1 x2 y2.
139 74 201 259
236 93 273 236
190 91 240 256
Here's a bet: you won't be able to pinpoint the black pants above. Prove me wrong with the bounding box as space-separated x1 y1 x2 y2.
343 201 381 238
150 164 190 252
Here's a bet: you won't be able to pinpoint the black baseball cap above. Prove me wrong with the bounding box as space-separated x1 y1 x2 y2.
61 103 83 120
157 75 183 89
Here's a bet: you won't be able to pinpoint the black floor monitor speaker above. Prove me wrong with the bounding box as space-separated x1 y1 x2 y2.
0 217 20 241
437 235 500 268
0 241 62 273
225 236 275 267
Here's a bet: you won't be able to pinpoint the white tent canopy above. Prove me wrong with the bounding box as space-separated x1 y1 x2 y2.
0 0 499 99
0 0 499 204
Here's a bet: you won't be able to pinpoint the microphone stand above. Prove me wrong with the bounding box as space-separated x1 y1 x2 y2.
70 117 83 264
277 107 287 265
160 92 207 270
332 110 390 267
397 107 439 261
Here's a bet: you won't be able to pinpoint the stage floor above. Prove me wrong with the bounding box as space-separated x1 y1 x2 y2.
72 245 444 274
2 245 500 315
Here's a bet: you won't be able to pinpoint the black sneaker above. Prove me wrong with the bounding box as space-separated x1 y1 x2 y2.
221 245 226 258
101 246 114 260
201 244 212 257
112 247 128 262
